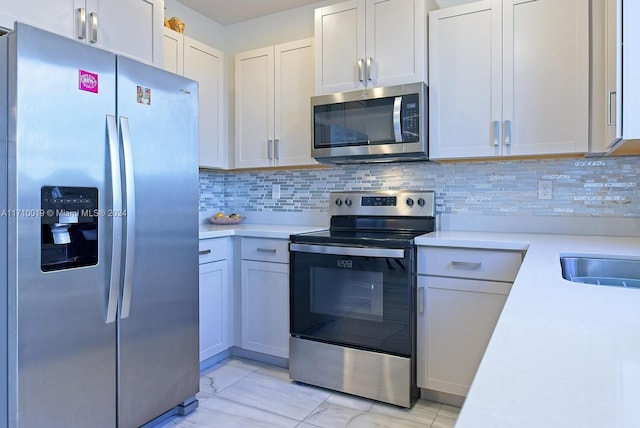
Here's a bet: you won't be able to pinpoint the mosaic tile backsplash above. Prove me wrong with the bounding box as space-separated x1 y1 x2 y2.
200 156 640 218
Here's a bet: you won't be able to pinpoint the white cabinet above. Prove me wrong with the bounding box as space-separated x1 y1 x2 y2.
163 28 227 168
240 238 290 358
235 38 316 168
314 0 428 94
199 238 232 362
600 0 640 154
428 0 589 159
0 0 163 65
417 246 522 396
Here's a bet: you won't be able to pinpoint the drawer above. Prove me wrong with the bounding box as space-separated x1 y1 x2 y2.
199 237 230 264
241 237 289 264
418 247 522 282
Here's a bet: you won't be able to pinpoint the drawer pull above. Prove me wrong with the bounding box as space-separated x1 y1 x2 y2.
257 248 277 254
199 249 212 256
451 261 482 269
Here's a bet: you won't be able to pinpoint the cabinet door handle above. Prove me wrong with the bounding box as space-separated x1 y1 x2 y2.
493 121 500 146
89 12 98 44
357 58 365 82
199 249 212 256
504 120 512 146
608 91 617 126
418 286 425 315
257 248 277 254
366 57 373 81
451 261 482 269
76 8 87 40
274 139 280 160
267 139 273 160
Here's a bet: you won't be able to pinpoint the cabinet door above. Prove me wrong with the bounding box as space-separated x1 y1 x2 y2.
417 276 509 396
241 260 289 358
0 0 76 37
0 0 163 64
365 0 426 87
314 0 366 94
199 259 231 361
88 0 163 65
504 0 589 155
428 1 502 159
274 38 317 167
162 27 184 75
184 36 226 168
604 0 617 147
235 46 275 168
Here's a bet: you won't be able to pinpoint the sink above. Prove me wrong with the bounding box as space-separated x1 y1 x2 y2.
560 255 640 288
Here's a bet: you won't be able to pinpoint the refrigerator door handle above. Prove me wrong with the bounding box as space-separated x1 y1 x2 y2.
106 115 122 324
119 116 136 319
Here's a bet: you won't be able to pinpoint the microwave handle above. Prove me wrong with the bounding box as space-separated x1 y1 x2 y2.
393 96 403 142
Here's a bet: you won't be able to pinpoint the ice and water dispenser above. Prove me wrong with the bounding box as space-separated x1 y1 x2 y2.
41 186 99 272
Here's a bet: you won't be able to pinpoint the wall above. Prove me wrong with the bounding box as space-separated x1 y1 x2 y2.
164 0 226 49
178 1 640 225
163 0 342 53
200 156 640 219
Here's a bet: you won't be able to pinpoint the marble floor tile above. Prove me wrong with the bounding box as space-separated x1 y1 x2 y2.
216 370 331 421
369 399 441 425
158 396 299 428
159 357 460 428
324 391 374 412
198 358 264 399
431 404 460 428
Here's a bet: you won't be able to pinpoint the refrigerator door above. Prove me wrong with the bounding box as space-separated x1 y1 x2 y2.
7 24 118 427
115 56 199 427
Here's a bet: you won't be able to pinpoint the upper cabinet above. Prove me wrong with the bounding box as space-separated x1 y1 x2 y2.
314 0 429 95
603 0 640 154
235 38 317 169
429 0 589 159
164 29 227 169
0 0 164 65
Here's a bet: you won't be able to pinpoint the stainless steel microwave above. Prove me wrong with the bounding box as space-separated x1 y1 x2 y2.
311 82 428 164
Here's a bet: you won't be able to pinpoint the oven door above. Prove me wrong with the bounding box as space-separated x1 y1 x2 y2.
289 243 415 357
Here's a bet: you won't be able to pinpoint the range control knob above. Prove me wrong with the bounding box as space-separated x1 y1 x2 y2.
417 198 426 207
345 198 352 207
335 198 343 206
406 198 414 207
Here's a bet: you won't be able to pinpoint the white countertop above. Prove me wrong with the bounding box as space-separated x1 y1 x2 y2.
417 231 640 428
199 223 327 240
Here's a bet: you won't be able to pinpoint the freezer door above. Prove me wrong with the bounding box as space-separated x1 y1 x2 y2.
115 56 199 428
7 24 117 427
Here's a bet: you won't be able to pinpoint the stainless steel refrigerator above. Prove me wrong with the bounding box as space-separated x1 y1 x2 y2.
0 23 200 427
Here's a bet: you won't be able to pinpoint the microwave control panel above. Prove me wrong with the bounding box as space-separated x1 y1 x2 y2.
401 93 420 142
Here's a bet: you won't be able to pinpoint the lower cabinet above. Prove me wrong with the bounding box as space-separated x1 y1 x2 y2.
240 237 290 359
417 246 522 396
199 238 232 362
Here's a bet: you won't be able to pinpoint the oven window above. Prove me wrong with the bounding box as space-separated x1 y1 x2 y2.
310 267 383 322
290 250 414 356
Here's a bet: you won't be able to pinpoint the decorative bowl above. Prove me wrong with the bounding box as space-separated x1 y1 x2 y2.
208 216 246 225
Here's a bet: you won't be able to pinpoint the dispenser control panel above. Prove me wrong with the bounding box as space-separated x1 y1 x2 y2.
41 186 98 272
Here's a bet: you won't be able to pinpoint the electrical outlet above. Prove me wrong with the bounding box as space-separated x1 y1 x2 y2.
272 184 281 199
538 180 552 200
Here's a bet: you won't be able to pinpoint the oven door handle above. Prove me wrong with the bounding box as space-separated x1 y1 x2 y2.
290 243 405 258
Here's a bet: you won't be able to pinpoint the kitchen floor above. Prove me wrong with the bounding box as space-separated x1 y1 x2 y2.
157 357 460 428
